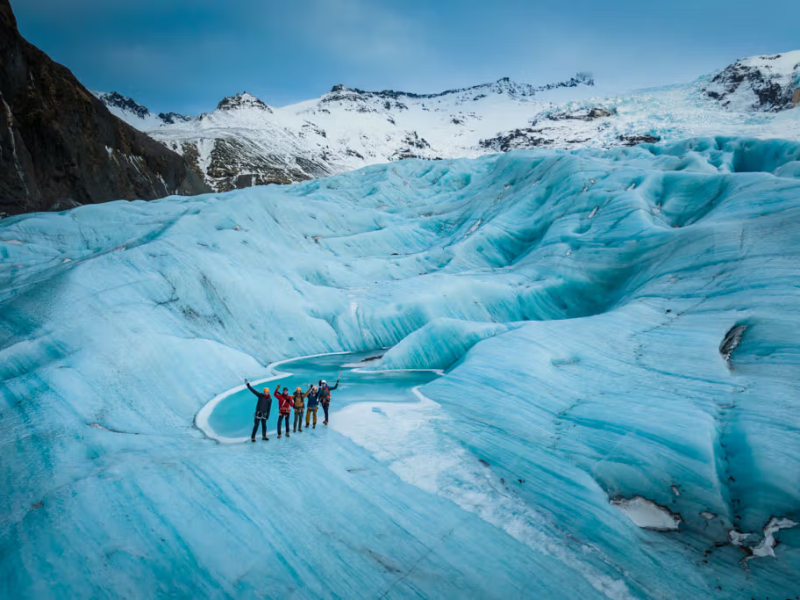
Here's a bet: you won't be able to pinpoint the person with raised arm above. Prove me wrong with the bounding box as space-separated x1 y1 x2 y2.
305 384 320 429
318 376 340 426
292 386 311 433
274 386 293 439
245 379 272 442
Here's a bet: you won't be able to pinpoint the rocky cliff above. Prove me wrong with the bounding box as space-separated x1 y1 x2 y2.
0 0 209 216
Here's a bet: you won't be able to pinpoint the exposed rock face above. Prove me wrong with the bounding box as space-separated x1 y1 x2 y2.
702 52 800 112
547 106 617 121
0 0 208 216
95 91 151 120
390 132 435 161
215 92 273 113
479 128 547 152
617 134 661 146
157 112 192 125
168 137 333 192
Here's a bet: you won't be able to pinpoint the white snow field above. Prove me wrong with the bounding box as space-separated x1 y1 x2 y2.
95 50 800 192
1 137 800 598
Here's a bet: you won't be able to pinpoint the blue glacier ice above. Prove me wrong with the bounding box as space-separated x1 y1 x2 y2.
1 137 799 598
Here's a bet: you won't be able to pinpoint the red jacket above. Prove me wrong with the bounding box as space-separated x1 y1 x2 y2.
275 391 293 414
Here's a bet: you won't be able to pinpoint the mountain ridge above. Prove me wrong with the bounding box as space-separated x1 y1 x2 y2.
90 51 800 195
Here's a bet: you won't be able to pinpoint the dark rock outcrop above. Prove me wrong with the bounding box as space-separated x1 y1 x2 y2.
390 132 435 161
702 53 799 112
617 134 661 146
547 106 617 121
479 128 548 152
95 91 151 120
215 92 272 113
0 0 208 216
157 112 192 125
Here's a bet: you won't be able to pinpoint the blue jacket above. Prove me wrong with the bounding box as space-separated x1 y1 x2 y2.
306 388 321 408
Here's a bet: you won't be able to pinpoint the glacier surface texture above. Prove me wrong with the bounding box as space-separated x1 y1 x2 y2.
1 137 799 598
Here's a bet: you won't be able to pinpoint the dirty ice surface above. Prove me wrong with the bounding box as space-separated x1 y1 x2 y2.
2 137 800 598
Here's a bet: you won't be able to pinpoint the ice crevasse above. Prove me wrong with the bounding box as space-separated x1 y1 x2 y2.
0 137 799 598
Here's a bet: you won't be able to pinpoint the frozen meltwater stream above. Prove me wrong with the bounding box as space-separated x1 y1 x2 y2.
197 351 441 442
195 351 644 598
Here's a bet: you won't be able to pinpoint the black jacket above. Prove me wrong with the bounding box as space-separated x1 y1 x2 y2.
247 383 272 418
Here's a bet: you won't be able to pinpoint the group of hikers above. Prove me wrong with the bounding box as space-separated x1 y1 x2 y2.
245 377 339 441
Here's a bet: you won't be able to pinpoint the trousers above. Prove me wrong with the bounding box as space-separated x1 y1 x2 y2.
306 407 318 427
278 413 290 435
293 410 304 431
251 417 267 439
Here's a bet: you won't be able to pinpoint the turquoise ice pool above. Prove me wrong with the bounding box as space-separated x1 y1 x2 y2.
196 350 441 442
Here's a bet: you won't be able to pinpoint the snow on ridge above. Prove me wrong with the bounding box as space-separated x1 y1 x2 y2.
93 50 800 195
321 72 595 103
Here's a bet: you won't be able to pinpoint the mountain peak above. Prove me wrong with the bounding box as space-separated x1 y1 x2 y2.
703 50 800 112
95 91 152 120
216 92 273 113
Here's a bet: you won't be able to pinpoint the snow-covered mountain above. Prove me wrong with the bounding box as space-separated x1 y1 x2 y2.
702 52 800 112
96 73 601 192
95 51 800 193
93 91 193 130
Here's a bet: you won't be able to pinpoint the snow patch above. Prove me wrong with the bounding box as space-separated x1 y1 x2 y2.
611 496 682 531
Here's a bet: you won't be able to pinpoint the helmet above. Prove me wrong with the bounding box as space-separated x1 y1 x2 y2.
296 387 302 392
321 380 327 385
264 388 269 394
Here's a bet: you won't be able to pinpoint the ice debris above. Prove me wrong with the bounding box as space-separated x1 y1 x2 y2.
611 496 682 531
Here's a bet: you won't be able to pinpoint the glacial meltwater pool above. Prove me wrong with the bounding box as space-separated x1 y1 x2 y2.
196 350 442 442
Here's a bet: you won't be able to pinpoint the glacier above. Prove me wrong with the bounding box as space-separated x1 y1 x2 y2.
1 137 799 598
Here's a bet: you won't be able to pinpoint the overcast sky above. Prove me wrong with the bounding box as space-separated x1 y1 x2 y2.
12 0 800 115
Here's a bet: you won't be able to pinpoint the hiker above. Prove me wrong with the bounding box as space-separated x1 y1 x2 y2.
293 386 311 432
245 379 271 442
319 378 339 425
274 386 293 439
305 384 320 429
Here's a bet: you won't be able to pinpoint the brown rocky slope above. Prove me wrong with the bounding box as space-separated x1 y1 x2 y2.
0 0 209 216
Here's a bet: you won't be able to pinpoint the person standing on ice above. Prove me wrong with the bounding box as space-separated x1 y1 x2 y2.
319 378 339 426
275 386 293 439
245 380 271 442
292 386 311 432
305 384 321 429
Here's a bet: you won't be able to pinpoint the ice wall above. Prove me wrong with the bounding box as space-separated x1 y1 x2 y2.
1 137 799 598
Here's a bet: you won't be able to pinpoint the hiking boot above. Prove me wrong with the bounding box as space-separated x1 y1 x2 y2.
313 424 316 429
286 433 290 438
323 421 328 426
262 436 268 441
298 428 303 432
278 434 282 439
251 437 256 442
